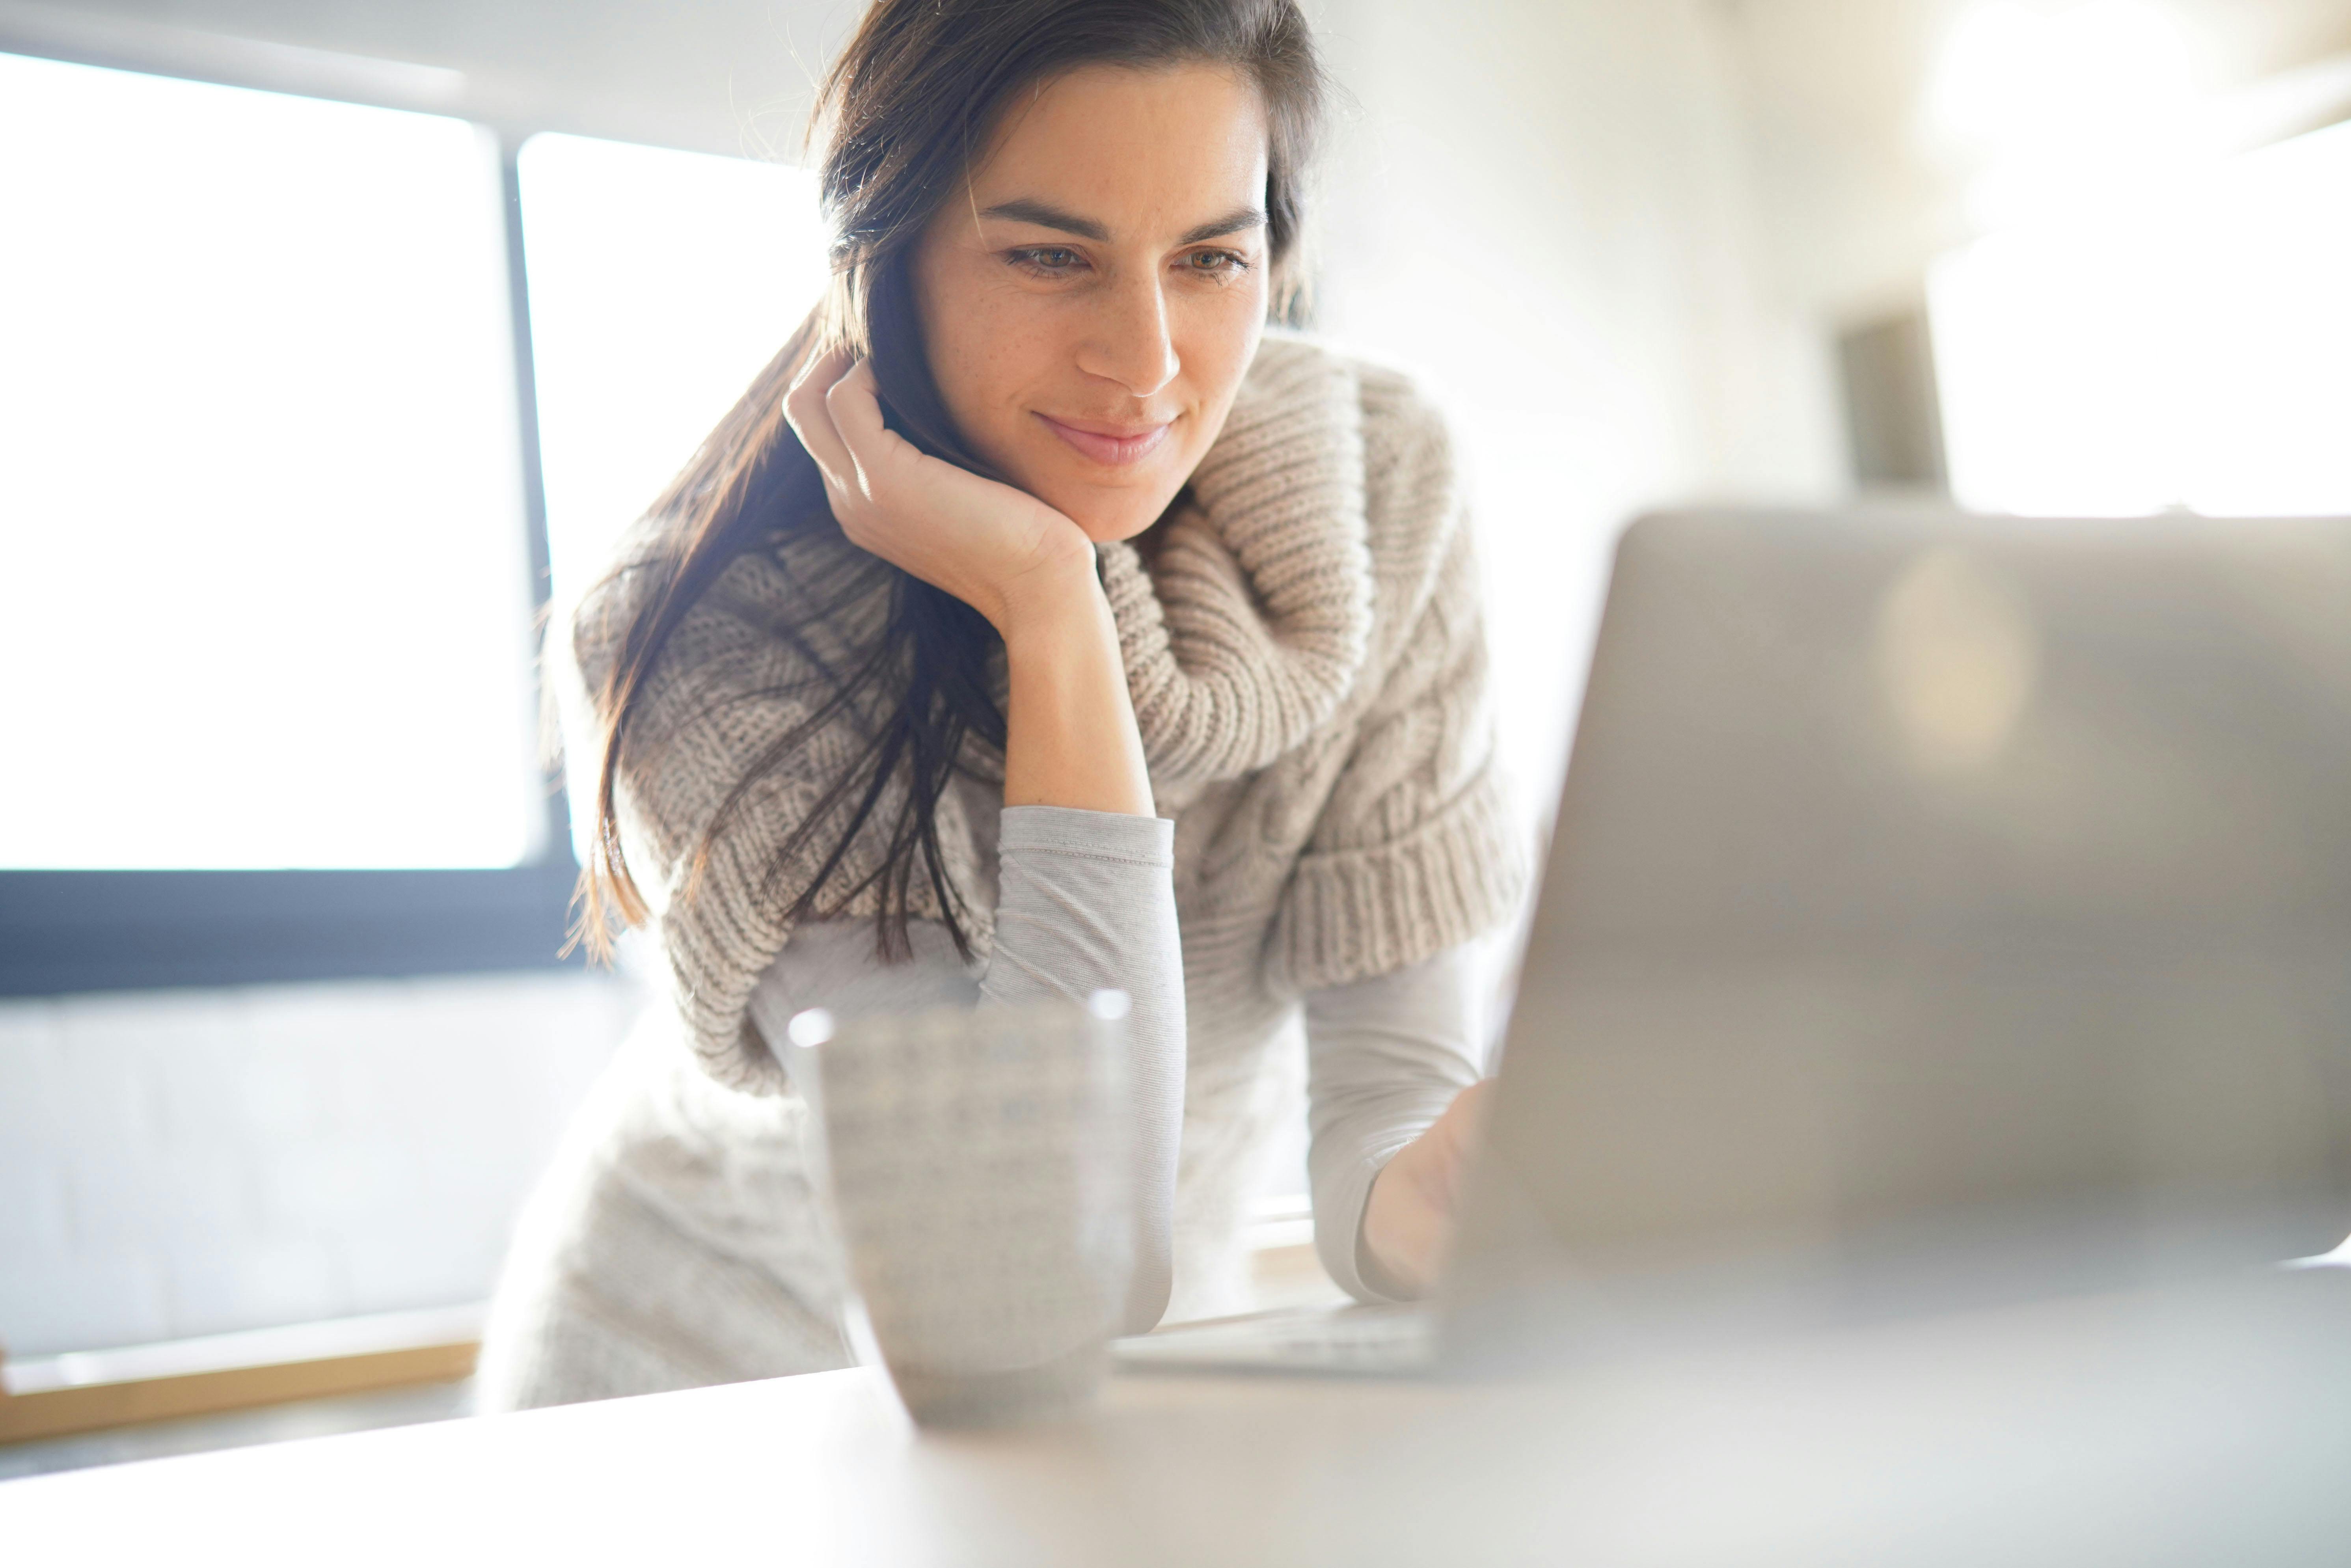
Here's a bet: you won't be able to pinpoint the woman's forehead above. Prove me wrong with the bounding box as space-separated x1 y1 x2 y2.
965 62 1270 234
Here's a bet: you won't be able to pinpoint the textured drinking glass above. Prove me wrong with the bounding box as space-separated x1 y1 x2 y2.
788 993 1134 1426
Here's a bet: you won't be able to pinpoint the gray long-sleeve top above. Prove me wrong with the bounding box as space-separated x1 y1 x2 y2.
744 805 1482 1325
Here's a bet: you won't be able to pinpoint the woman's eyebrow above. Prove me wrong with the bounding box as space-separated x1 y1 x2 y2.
1178 207 1267 245
977 199 1269 246
979 199 1110 240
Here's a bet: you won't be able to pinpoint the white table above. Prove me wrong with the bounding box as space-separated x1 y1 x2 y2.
7 1269 2347 1567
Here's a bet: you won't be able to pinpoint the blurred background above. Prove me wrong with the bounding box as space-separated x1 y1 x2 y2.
4 0 2348 1471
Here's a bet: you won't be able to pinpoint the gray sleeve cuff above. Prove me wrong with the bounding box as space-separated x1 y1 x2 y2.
997 804 1174 865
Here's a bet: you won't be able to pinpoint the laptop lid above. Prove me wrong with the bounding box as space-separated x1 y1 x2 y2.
1442 508 2351 1362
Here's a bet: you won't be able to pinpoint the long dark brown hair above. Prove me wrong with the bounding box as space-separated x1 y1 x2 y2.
576 0 1325 961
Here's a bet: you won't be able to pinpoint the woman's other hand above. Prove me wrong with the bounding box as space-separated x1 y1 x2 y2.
784 347 1097 634
1360 1079 1492 1298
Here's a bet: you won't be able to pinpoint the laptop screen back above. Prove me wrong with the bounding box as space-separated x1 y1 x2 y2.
1447 510 2351 1354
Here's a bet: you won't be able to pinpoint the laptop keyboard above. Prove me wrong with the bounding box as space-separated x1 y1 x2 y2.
1113 1303 1435 1375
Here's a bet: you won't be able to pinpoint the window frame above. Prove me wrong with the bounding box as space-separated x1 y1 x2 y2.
0 39 585 996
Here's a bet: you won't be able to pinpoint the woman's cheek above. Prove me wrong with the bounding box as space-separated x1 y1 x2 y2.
1198 274 1266 351
1179 294 1265 416
974 296 1071 407
931 315 1040 470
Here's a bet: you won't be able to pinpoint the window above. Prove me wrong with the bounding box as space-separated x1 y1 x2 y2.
515 133 828 619
0 50 570 992
0 51 540 871
0 47 836 995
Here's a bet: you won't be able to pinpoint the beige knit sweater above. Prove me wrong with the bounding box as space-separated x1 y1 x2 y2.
553 331 1523 1334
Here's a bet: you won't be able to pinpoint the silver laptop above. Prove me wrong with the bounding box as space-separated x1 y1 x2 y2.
1120 507 2351 1376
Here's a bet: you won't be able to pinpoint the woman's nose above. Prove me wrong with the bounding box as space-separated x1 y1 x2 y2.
1076 272 1179 398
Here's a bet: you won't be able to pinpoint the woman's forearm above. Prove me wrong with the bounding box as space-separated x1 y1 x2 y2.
983 808 1184 1334
984 581 1176 1329
995 561 1154 817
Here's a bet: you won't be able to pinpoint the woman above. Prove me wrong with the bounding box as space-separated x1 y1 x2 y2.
479 0 1525 1409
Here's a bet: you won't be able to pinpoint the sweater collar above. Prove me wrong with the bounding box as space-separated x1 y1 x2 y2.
1096 335 1374 791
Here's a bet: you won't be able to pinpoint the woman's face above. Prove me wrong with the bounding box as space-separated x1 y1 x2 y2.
912 63 1272 544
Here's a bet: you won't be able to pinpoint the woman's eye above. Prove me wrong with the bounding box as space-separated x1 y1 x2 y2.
1180 249 1250 279
1008 247 1084 276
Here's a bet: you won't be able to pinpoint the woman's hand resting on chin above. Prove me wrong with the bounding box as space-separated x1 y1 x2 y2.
1360 1079 1492 1298
784 345 1154 819
784 347 1097 635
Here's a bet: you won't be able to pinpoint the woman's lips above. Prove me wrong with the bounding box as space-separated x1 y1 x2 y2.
1035 412 1174 467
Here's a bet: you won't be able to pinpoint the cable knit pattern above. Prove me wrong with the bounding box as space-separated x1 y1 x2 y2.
1097 341 1373 787
558 332 1527 1326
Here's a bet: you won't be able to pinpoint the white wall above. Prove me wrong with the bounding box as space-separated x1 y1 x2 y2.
1313 0 1844 806
0 973 638 1358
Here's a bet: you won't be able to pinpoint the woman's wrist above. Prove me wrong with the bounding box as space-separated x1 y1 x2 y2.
988 545 1101 643
983 536 1104 640
997 554 1153 816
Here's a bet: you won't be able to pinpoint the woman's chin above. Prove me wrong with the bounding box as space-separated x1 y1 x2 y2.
1048 479 1188 546
1075 512 1167 546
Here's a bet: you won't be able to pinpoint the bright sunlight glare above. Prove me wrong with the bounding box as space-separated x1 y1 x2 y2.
1930 118 2351 518
516 133 830 611
1923 0 2200 229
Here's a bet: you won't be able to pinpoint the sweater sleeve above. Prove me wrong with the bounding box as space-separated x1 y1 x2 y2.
743 804 1185 1335
1303 944 1485 1303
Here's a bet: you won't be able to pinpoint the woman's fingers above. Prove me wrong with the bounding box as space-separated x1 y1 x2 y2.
782 345 857 495
823 356 881 432
823 358 914 486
